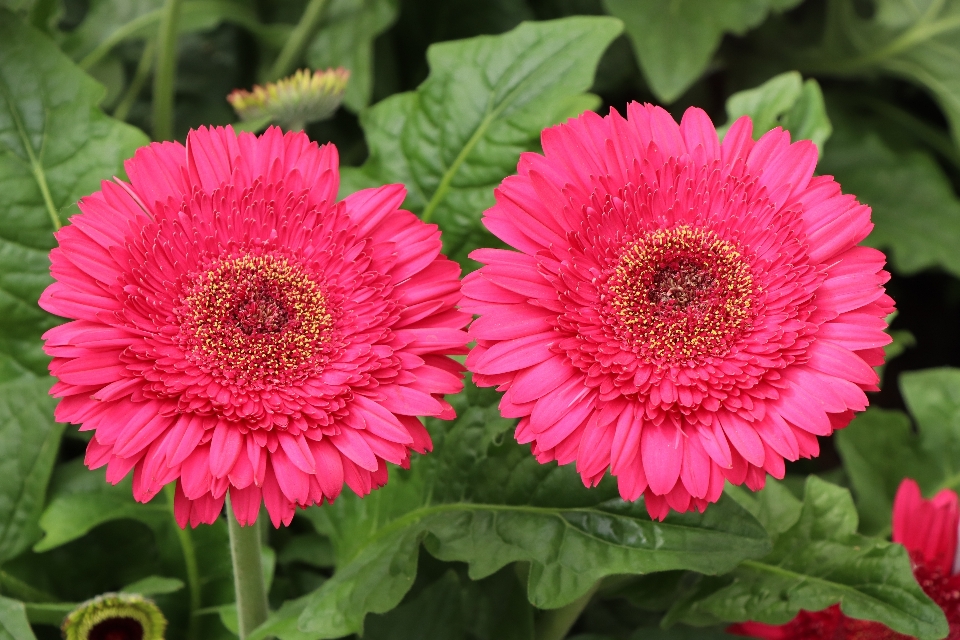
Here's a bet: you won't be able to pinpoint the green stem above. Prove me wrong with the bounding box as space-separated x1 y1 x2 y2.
114 38 156 122
152 0 183 141
80 11 162 71
227 499 270 640
266 0 328 82
28 0 59 32
534 582 600 640
165 485 201 640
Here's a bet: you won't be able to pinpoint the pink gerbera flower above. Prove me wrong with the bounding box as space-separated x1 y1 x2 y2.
41 126 469 528
730 478 960 639
462 103 892 519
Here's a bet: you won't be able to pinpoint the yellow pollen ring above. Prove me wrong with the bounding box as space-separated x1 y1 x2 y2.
606 225 757 364
178 253 333 377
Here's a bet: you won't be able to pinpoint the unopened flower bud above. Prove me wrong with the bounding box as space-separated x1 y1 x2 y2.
61 593 166 640
228 67 350 131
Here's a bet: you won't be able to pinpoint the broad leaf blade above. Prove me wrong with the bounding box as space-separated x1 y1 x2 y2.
0 10 148 379
345 16 622 268
835 408 941 535
810 0 960 149
603 0 804 103
0 597 37 640
294 381 770 639
901 367 960 480
718 71 832 152
35 460 168 552
306 0 400 112
674 477 948 640
819 103 960 279
0 378 63 564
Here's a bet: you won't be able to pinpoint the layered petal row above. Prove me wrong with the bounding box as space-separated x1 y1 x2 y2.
463 103 892 519
42 126 469 528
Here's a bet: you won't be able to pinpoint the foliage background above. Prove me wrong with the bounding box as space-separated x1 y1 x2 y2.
2 0 960 638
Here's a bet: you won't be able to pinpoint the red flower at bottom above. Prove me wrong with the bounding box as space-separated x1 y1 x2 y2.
729 479 960 639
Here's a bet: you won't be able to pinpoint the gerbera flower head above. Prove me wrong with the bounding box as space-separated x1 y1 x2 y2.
41 126 469 528
729 478 960 638
462 103 892 520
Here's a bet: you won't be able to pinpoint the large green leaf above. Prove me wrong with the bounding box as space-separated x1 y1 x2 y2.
0 11 148 379
602 0 804 103
0 597 37 640
288 380 770 639
835 408 942 535
305 0 399 112
363 567 535 640
818 102 960 279
341 16 622 267
63 0 291 71
901 368 960 483
717 71 832 152
669 476 947 639
0 378 63 565
807 0 960 149
34 459 168 552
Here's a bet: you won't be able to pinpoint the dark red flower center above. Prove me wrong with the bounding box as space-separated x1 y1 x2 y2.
176 253 336 380
604 225 759 365
88 617 144 640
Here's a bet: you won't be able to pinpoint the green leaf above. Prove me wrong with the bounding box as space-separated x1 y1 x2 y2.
277 533 334 569
808 0 960 149
818 101 960 279
672 476 948 639
0 10 148 379
901 367 960 482
120 575 185 596
23 602 73 627
66 0 291 71
0 597 37 640
0 378 63 564
359 565 534 640
363 571 469 640
718 71 832 153
603 0 803 103
34 459 168 552
725 479 803 539
288 380 770 639
305 0 399 112
835 408 941 535
628 627 740 640
345 16 621 267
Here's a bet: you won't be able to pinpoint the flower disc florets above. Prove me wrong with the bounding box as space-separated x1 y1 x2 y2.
42 126 469 527
463 103 893 520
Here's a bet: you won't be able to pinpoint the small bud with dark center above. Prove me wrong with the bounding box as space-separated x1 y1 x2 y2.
61 593 166 640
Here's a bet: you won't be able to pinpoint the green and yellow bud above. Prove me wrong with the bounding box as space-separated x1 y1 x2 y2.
228 67 350 131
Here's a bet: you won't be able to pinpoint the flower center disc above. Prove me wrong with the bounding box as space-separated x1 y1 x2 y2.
177 253 334 379
606 225 758 364
88 617 144 640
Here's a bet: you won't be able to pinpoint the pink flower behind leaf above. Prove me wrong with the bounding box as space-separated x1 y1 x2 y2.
41 126 469 528
730 478 960 639
462 103 892 520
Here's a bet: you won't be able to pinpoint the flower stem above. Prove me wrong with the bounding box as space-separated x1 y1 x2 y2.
227 498 270 639
164 484 201 640
534 582 600 640
152 0 183 141
267 0 328 82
